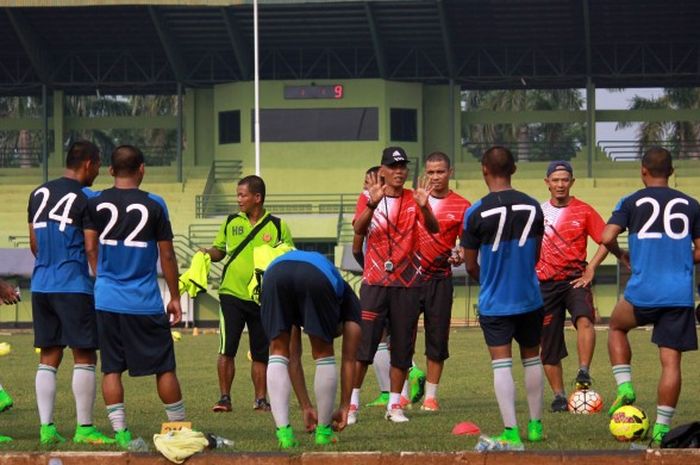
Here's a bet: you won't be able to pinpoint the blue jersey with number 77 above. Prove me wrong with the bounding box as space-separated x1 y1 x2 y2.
609 187 700 308
461 189 544 316
84 187 173 315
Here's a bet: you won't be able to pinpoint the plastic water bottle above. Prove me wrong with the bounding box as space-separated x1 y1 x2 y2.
128 437 149 452
210 434 234 448
474 435 499 452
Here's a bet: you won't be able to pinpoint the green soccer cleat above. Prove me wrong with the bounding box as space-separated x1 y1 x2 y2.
314 424 337 446
0 389 13 413
608 382 636 416
527 419 543 442
0 434 12 443
40 424 66 445
114 429 132 449
408 366 426 404
366 392 390 407
73 425 116 445
651 423 670 446
275 425 299 449
493 426 524 450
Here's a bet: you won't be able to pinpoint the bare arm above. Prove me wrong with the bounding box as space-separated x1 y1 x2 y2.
84 229 99 276
28 225 37 257
571 243 608 289
288 326 317 432
463 248 480 282
199 246 225 262
158 240 182 325
332 320 360 432
351 234 365 268
694 237 700 264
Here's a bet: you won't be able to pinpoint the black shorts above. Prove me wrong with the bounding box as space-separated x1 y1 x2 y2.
633 306 698 352
32 292 98 350
357 284 421 369
539 280 596 365
420 277 453 362
479 308 544 348
219 294 269 363
261 261 357 344
96 310 175 376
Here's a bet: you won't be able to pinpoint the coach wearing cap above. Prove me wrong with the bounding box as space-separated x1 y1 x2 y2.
348 146 438 424
536 160 615 412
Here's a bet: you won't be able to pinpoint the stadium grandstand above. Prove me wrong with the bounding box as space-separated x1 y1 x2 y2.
2 0 700 326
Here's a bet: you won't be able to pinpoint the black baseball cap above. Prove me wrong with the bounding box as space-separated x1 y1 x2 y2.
381 146 410 166
546 160 573 177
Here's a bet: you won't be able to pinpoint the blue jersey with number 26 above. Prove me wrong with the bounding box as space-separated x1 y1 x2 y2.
609 187 700 308
85 187 173 315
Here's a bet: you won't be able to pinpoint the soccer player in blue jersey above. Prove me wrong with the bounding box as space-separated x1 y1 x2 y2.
260 250 361 448
27 141 114 445
84 145 185 449
602 147 700 445
462 146 545 449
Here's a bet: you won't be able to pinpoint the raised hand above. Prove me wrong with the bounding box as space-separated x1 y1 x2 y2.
365 171 385 206
413 174 434 208
0 281 19 305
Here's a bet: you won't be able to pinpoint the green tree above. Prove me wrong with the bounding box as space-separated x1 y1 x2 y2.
461 89 585 161
617 88 700 159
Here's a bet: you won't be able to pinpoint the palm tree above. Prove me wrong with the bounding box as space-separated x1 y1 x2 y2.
617 88 700 159
462 89 585 161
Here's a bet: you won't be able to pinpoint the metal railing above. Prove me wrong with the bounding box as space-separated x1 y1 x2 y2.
195 193 357 218
462 141 582 162
598 140 700 161
8 235 30 248
0 149 41 168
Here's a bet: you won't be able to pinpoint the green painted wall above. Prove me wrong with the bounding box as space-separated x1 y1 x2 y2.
423 84 461 162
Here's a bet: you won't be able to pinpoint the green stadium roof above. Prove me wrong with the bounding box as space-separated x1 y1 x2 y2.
2 0 700 95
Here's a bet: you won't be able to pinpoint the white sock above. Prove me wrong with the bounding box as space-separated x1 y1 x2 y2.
72 364 96 425
425 381 438 400
314 356 337 426
36 364 57 425
522 356 544 421
106 403 127 432
0 383 4 391
612 364 632 386
350 388 361 409
656 405 675 426
388 392 401 410
401 380 409 398
372 343 391 392
165 399 186 421
267 355 291 428
492 358 517 428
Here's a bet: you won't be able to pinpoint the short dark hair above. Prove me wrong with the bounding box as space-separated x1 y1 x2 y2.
481 146 516 177
65 141 100 169
111 145 144 176
365 166 380 176
425 151 451 168
238 175 266 203
642 146 673 178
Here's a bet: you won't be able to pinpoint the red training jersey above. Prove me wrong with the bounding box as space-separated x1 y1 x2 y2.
418 191 471 280
353 189 424 287
536 197 606 281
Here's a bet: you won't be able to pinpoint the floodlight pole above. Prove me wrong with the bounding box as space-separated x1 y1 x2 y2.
253 0 261 176
42 84 48 183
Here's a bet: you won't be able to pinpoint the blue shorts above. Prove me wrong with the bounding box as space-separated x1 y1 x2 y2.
261 261 358 344
634 306 697 352
97 310 176 376
32 292 98 350
479 308 544 348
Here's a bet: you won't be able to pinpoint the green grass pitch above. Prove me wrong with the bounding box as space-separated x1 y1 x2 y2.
0 328 698 452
